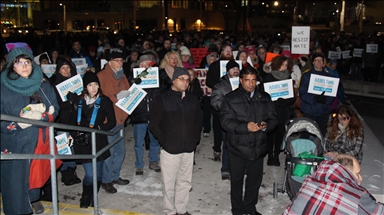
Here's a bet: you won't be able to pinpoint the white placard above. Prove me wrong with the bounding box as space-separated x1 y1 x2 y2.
55 133 72 155
232 51 239 59
115 83 147 115
101 59 108 69
41 64 56 78
34 52 51 65
263 79 294 101
220 60 242 77
336 46 342 53
353 48 363 57
55 74 83 102
308 74 339 97
71 58 87 66
281 45 290 51
366 44 378 53
133 67 159 88
229 77 239 91
247 56 254 68
342 50 351 59
76 64 88 76
328 51 341 59
291 26 310 54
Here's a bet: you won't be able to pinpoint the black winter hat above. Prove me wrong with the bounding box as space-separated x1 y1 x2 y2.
108 48 124 60
172 67 190 81
311 53 325 63
82 72 100 88
226 59 239 72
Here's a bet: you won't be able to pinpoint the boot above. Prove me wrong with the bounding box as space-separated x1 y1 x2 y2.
40 179 53 202
67 167 82 184
267 154 274 166
89 181 102 207
61 170 75 186
274 154 280 166
80 184 93 208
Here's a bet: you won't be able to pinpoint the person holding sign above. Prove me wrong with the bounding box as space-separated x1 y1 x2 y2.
262 55 295 166
149 67 203 215
66 72 116 208
299 53 335 136
363 39 380 82
97 48 131 194
211 59 240 180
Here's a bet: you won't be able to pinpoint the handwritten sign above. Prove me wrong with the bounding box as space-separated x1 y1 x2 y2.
229 77 240 91
328 51 341 59
353 48 363 57
342 50 351 59
263 79 294 101
55 74 83 102
133 67 159 88
55 133 72 155
291 26 310 54
366 44 378 53
41 64 56 78
190 48 208 68
115 83 147 115
308 74 339 97
71 58 87 66
220 60 242 77
195 69 212 96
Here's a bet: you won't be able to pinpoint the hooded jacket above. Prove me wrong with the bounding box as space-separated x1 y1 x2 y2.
283 160 384 215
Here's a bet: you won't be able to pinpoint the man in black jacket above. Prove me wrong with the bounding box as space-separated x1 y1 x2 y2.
149 67 203 215
220 67 278 215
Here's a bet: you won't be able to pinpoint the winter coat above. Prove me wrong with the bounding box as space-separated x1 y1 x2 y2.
206 59 222 89
211 75 232 112
220 86 278 161
149 89 203 154
69 95 116 162
283 160 384 215
299 68 335 116
129 88 165 124
1 80 59 215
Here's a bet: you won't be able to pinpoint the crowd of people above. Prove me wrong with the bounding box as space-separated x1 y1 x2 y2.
1 28 383 215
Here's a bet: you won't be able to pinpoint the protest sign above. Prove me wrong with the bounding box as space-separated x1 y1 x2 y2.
190 48 208 68
195 69 212 96
55 133 72 155
76 64 88 76
133 67 159 88
229 77 240 91
41 64 56 78
291 26 310 54
308 74 339 97
115 84 147 115
101 59 108 69
34 52 51 65
353 48 363 57
342 50 351 59
265 52 280 63
366 44 378 53
220 60 242 77
336 46 342 53
55 74 83 102
171 43 177 51
281 45 290 51
328 51 341 59
263 79 294 101
71 58 87 66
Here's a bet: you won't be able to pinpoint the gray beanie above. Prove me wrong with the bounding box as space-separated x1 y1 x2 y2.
172 67 190 81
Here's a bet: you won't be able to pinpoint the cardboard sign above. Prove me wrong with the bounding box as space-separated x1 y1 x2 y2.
133 67 159 88
195 69 212 96
342 50 351 59
308 74 340 97
263 79 294 101
265 52 280 63
41 64 56 78
353 48 363 57
328 51 341 59
229 77 240 91
55 74 83 102
55 133 72 155
71 58 87 66
366 44 378 53
190 48 208 68
220 60 242 77
291 26 310 54
115 83 147 115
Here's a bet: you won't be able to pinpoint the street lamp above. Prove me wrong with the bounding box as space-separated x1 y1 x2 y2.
274 1 279 19
60 2 67 34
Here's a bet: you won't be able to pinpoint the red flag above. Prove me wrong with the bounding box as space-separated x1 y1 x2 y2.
246 19 252 35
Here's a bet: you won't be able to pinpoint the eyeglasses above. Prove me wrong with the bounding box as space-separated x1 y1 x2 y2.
111 59 125 63
176 77 191 83
14 60 32 67
337 116 350 122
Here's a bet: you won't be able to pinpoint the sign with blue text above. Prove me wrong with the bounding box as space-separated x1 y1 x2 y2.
115 83 147 115
308 74 339 97
55 74 83 102
229 77 240 91
55 133 72 155
263 79 294 101
41 64 57 78
133 67 159 88
220 60 242 77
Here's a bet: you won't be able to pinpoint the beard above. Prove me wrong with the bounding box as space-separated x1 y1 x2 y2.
220 55 233 60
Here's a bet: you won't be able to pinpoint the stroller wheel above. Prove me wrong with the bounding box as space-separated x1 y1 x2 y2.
273 182 278 199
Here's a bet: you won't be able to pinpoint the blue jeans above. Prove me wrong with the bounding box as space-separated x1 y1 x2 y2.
221 130 229 174
133 123 160 169
83 161 103 185
102 125 126 183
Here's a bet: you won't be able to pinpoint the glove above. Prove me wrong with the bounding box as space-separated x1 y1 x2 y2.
66 91 77 103
48 105 55 115
116 90 130 100
18 122 32 129
22 103 46 114
21 111 42 120
314 91 326 104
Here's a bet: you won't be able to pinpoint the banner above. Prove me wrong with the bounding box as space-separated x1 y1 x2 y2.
55 133 72 155
190 48 208 68
133 67 159 88
263 79 294 101
308 74 339 97
366 44 378 53
220 60 242 77
55 74 83 102
195 69 212 96
41 64 56 78
291 26 310 54
115 83 147 115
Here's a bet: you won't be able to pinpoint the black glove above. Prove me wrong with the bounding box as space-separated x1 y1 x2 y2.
66 91 77 103
314 91 326 104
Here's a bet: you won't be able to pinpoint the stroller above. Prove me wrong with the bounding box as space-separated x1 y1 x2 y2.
273 117 325 200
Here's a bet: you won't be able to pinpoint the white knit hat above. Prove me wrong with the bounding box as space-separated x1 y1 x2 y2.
179 46 191 56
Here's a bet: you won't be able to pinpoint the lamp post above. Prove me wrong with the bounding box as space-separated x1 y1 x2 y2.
274 1 279 19
60 3 67 34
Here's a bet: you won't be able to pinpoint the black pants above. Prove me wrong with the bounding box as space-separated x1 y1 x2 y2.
212 111 223 152
267 122 285 157
202 96 212 134
228 151 264 215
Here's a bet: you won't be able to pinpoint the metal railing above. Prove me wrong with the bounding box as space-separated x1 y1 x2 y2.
0 114 124 215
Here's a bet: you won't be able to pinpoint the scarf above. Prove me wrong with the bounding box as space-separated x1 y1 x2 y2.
1 65 43 96
84 94 100 105
271 69 291 80
338 122 347 133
